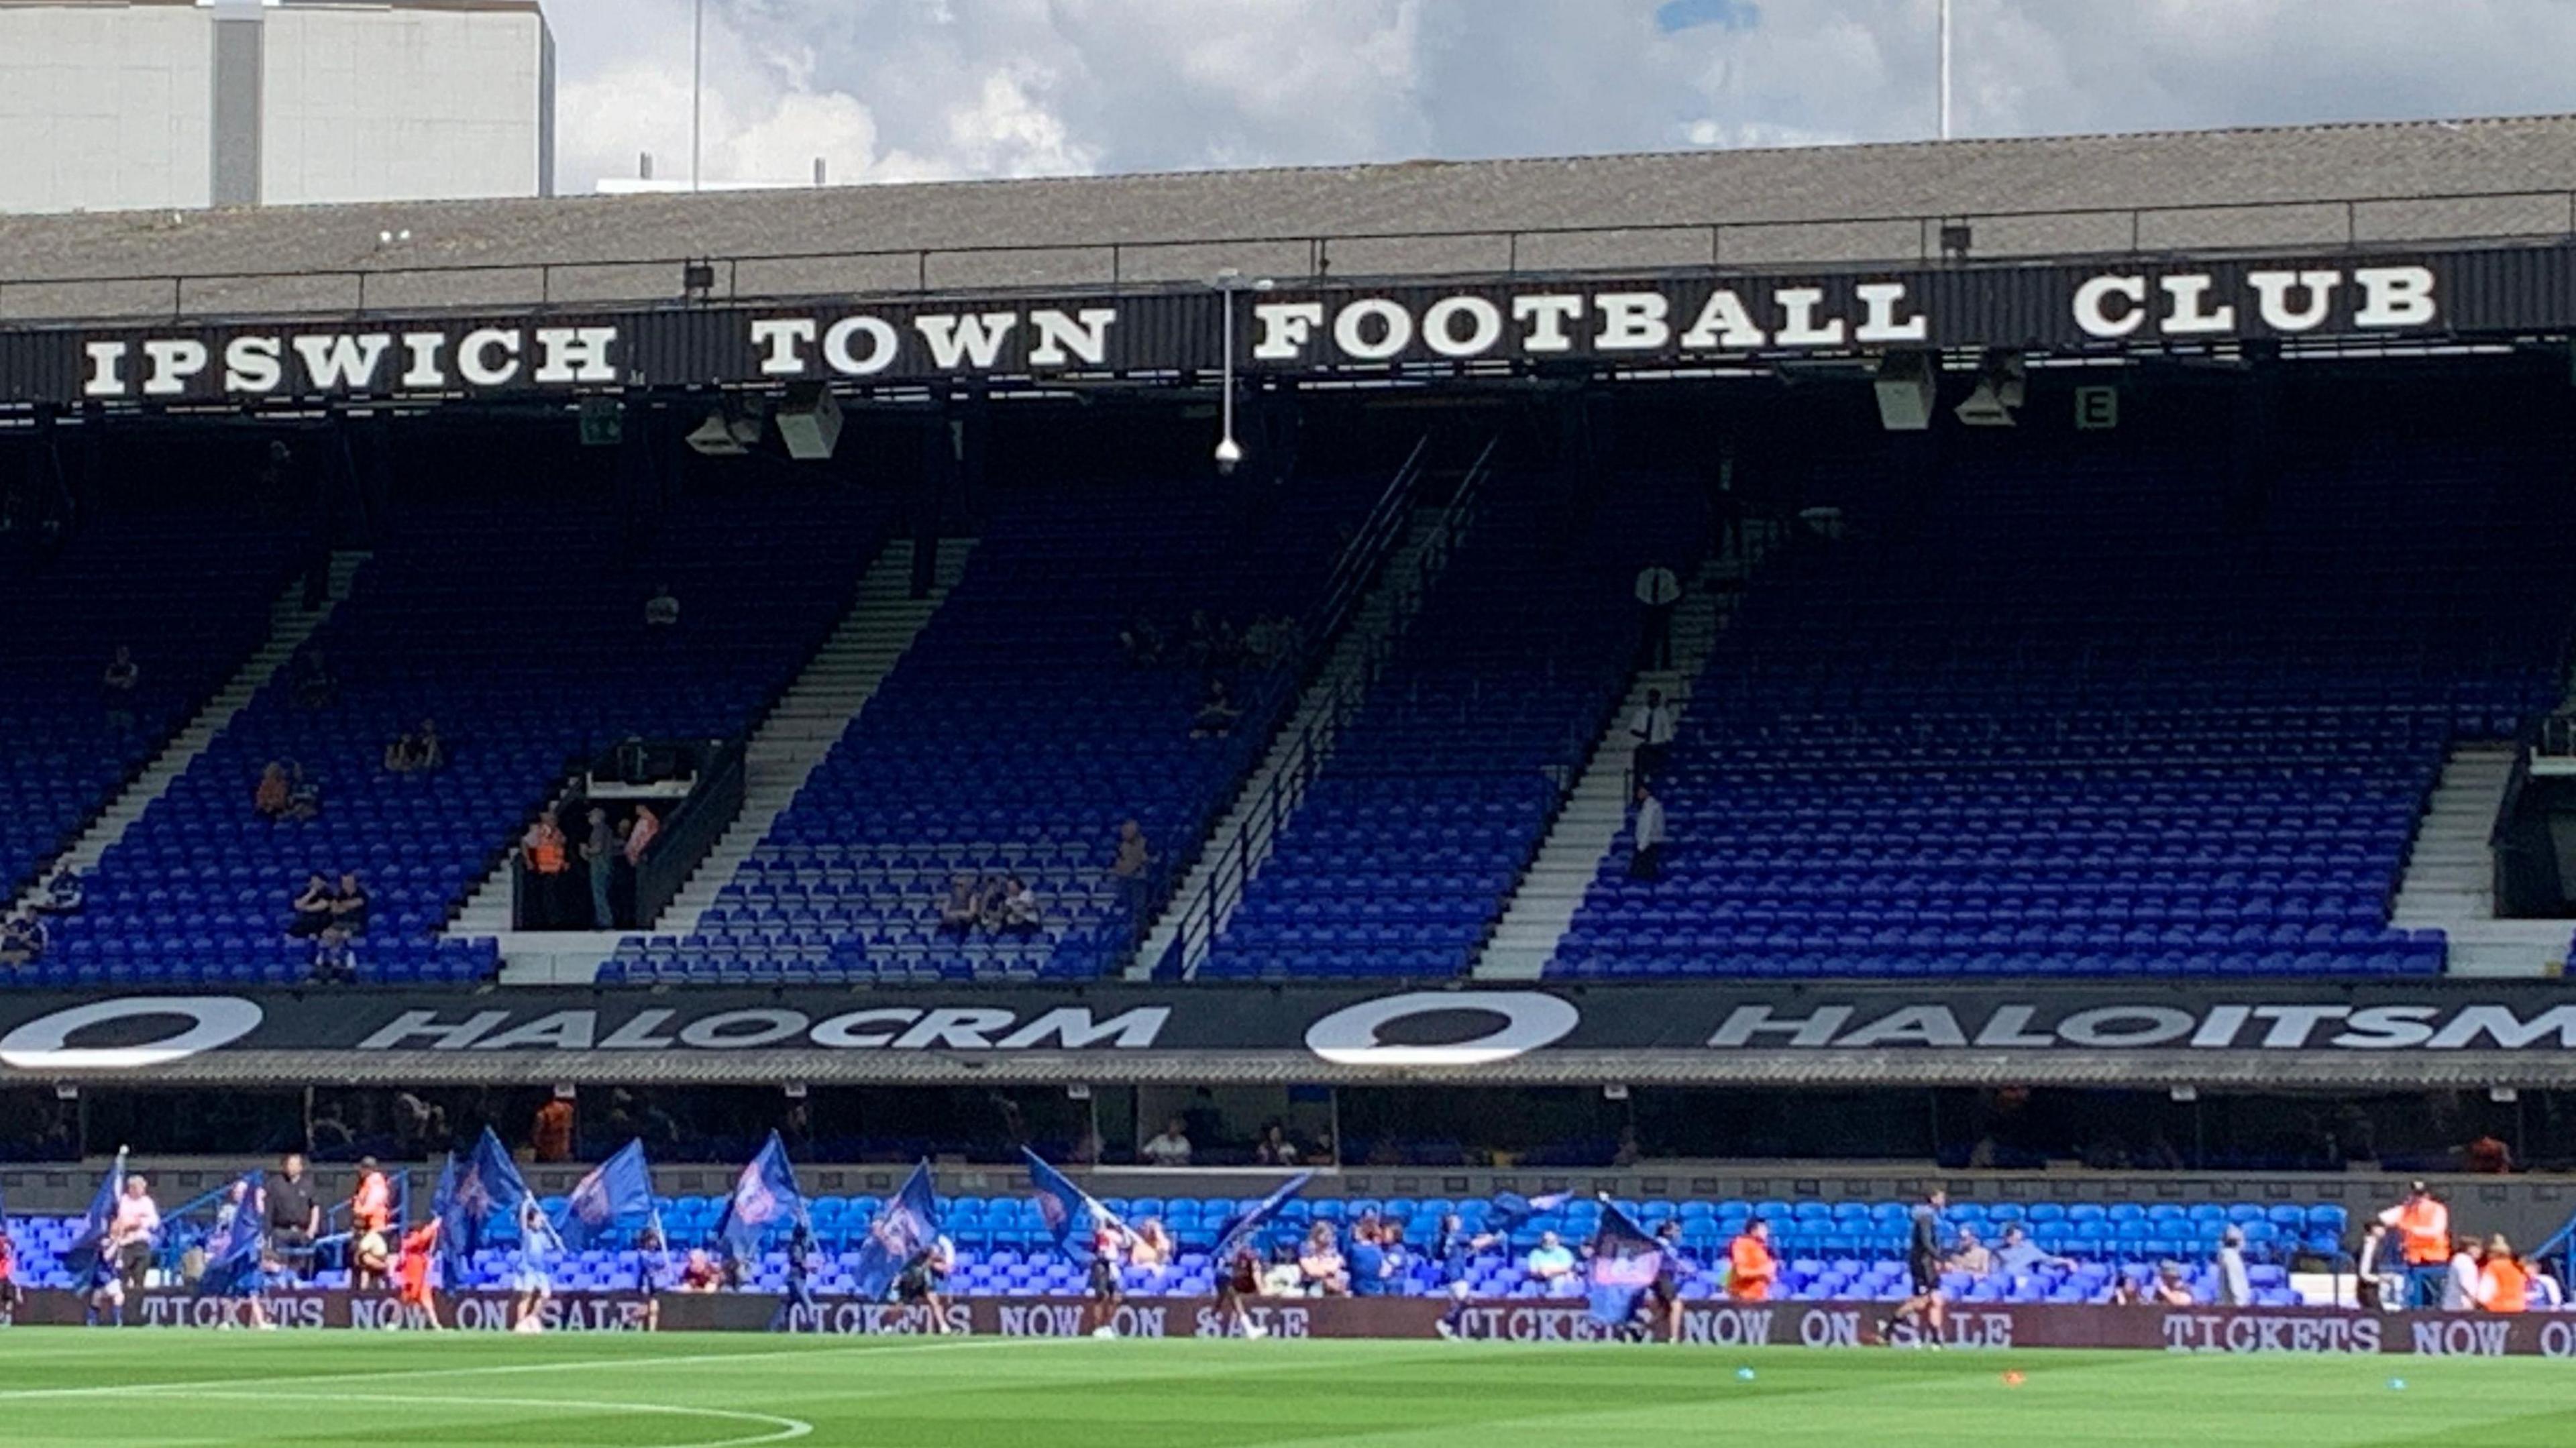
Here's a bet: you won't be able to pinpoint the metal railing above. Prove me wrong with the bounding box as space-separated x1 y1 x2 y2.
1106 436 1430 970
9 185 2576 327
1150 437 1501 980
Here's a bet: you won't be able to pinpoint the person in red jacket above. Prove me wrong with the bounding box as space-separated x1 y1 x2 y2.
396 1219 443 1330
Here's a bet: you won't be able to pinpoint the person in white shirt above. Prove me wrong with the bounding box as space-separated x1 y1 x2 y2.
109 1176 162 1291
1526 1231 1578 1285
1628 783 1667 881
2214 1226 2253 1306
1629 689 1676 781
2444 1238 2484 1312
1140 1117 1193 1167
999 876 1043 936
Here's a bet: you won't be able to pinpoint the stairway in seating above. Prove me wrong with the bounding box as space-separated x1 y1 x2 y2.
7 552 370 918
2392 743 2569 977
1128 510 1458 979
470 540 968 983
1474 548 1744 980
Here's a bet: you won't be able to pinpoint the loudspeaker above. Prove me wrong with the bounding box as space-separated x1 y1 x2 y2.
1873 350 1937 431
775 382 843 461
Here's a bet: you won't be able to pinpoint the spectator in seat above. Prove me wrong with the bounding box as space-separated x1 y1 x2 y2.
287 873 336 938
2445 1235 2486 1311
2150 1261 2196 1306
937 875 979 939
385 719 443 773
1628 781 1666 881
1129 1217 1175 1276
1947 1226 1994 1278
38 866 83 915
1298 1223 1349 1296
311 926 358 985
1118 614 1165 668
1110 820 1152 915
644 583 680 628
1255 1123 1300 1166
101 645 140 730
1526 1231 1578 1288
1992 1225 2073 1280
1348 1218 1399 1298
1139 1116 1193 1166
0 911 46 968
582 807 619 930
1727 1219 1778 1302
292 647 338 708
1629 688 1676 781
1191 678 1241 738
283 763 322 822
2481 1235 2531 1313
2465 1134 2514 1174
255 762 292 820
330 872 370 936
677 1248 722 1292
997 876 1042 936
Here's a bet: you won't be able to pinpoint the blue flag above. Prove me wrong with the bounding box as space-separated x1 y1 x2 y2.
199 1171 266 1294
1022 1148 1121 1265
68 1147 128 1270
851 1162 941 1301
715 1131 806 1262
1214 1172 1313 1261
559 1139 655 1251
435 1127 531 1270
1487 1190 1574 1234
1587 1197 1665 1327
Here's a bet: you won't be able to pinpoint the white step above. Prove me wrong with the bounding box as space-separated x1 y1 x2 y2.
1476 555 1737 981
1132 508 1465 980
2438 920 2573 979
11 553 370 916
466 539 970 985
2381 743 2557 979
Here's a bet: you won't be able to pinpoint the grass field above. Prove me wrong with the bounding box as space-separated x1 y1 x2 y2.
2 1330 2573 1447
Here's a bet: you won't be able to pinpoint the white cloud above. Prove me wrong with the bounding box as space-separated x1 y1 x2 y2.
537 1 2576 192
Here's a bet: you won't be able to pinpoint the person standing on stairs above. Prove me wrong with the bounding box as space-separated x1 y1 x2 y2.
1629 689 1676 782
1628 782 1668 883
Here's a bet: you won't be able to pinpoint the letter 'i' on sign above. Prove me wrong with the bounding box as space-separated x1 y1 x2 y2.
2075 385 2119 431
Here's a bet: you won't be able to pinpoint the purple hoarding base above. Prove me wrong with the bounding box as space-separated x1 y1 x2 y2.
7 1292 2575 1355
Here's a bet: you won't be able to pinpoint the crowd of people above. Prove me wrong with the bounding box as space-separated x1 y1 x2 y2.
1120 609 1302 675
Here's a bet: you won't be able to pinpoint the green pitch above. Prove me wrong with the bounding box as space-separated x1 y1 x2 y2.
2 1329 2572 1447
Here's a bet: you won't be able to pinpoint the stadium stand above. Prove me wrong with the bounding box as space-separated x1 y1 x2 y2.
0 1189 2333 1307
606 476 1378 986
1196 474 1708 981
21 488 889 987
1548 441 2576 981
0 512 300 905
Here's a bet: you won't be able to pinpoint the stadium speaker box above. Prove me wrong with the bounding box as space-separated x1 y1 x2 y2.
775 383 844 461
1873 350 1937 431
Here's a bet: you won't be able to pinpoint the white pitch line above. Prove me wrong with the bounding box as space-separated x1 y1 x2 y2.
104 1389 812 1448
0 1333 1041 1404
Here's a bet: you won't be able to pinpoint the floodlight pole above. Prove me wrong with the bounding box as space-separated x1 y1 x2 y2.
692 0 705 192
1937 0 1953 140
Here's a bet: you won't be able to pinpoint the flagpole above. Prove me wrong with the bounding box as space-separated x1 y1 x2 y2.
1937 0 1953 140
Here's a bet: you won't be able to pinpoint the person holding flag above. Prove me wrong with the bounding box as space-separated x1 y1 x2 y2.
434 1126 533 1288
852 1161 941 1306
510 1195 563 1333
716 1131 808 1269
0 1199 20 1317
394 1217 444 1330
1022 1149 1136 1339
1585 1196 1666 1342
894 1232 957 1333
1205 1171 1312 1341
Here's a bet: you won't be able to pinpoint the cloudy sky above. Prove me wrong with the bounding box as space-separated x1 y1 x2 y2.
540 0 2576 192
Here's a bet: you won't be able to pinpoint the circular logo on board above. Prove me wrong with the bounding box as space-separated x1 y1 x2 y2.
1303 991 1580 1067
0 996 266 1071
